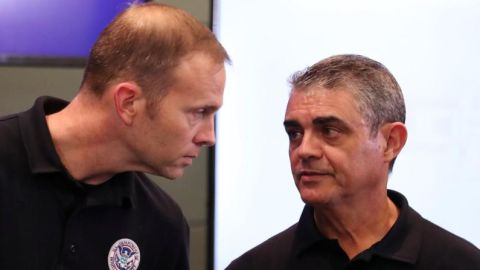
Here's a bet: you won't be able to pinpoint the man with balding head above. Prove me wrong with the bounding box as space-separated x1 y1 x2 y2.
227 54 480 270
0 3 228 269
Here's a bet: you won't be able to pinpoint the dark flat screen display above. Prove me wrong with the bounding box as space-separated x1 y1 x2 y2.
0 0 142 66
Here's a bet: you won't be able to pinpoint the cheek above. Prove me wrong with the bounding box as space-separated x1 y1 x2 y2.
288 147 298 165
171 129 195 145
359 141 384 164
167 117 193 137
340 145 380 179
154 124 190 149
322 148 349 175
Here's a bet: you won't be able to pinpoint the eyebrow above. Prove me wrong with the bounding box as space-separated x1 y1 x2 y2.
283 119 301 129
199 104 221 113
312 116 344 126
314 116 353 133
206 105 219 111
284 116 350 129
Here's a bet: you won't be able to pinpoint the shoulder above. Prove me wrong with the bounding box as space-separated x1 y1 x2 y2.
126 173 189 269
0 113 25 170
226 224 297 270
131 173 189 233
418 217 480 268
0 113 20 145
386 190 480 268
134 173 180 209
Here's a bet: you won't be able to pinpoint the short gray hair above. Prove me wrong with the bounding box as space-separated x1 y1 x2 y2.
290 54 405 133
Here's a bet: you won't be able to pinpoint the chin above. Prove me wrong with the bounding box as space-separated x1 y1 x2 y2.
299 188 334 206
158 171 183 180
300 195 322 206
150 166 185 180
165 168 186 180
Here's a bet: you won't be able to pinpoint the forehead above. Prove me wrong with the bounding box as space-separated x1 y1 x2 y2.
285 87 364 124
174 52 225 89
163 52 225 101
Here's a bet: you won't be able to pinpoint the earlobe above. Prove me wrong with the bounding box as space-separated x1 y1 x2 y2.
113 82 142 126
382 122 408 162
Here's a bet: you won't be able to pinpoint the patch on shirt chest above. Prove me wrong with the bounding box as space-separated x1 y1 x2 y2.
108 238 141 270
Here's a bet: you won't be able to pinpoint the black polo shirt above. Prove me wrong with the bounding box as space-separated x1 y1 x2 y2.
0 97 189 270
226 190 480 270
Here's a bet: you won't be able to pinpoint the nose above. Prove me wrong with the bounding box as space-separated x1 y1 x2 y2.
295 132 322 161
194 116 216 147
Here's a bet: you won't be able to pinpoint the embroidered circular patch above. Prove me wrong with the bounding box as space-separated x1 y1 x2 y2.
108 238 141 270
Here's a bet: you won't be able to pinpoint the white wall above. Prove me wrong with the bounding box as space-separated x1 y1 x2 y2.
214 1 480 269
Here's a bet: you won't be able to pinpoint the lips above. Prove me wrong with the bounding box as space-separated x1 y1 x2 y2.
296 169 334 181
179 156 195 167
185 152 199 159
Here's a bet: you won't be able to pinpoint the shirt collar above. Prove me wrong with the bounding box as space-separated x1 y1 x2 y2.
83 172 138 209
292 190 422 264
292 204 329 256
19 96 68 174
369 190 422 264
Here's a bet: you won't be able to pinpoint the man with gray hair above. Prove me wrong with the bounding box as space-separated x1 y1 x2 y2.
227 54 480 269
0 3 228 269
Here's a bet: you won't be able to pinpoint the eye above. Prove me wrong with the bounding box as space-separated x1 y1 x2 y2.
192 108 207 119
286 129 303 142
321 126 341 139
196 108 206 116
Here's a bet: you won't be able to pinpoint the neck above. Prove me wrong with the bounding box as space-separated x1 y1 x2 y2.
313 189 398 259
46 93 126 185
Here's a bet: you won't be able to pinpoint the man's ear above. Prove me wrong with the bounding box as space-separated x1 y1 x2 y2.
381 122 408 163
113 82 143 126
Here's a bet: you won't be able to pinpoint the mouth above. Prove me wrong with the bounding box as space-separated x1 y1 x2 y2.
296 169 334 181
178 154 198 166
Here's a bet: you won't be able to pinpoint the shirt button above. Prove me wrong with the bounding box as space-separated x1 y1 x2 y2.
70 244 77 253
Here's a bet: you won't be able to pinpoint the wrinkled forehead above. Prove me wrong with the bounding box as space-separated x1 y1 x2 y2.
287 85 366 119
288 84 360 108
